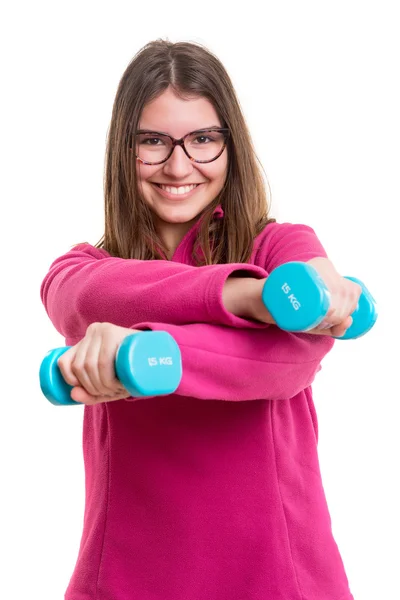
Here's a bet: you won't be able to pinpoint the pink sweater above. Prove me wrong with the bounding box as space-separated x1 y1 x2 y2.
40 214 354 600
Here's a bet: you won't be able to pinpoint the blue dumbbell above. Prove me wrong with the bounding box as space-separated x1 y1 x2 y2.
39 331 182 405
261 261 377 339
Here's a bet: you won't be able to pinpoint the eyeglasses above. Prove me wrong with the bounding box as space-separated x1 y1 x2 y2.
133 128 230 165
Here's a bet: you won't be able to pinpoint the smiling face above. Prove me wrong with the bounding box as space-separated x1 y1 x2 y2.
136 86 228 255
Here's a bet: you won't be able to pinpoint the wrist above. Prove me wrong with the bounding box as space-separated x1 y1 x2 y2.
222 277 275 323
306 257 338 278
247 278 276 324
222 277 253 318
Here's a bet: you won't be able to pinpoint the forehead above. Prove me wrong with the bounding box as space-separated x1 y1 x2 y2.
139 87 221 137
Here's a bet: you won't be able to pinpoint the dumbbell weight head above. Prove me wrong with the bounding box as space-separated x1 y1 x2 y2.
39 346 77 406
116 331 182 397
261 261 331 332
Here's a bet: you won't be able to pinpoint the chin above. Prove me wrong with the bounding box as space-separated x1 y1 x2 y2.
154 205 205 224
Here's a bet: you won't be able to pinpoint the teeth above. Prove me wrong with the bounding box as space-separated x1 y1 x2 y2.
159 184 198 195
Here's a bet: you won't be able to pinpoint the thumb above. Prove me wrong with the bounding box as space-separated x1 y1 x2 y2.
331 316 353 338
70 386 95 404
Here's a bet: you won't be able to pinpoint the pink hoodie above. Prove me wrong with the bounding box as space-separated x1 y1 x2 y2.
40 214 354 600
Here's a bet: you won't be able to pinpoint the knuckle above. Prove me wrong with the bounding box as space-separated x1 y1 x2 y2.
349 281 362 296
98 356 110 369
83 359 95 371
87 321 110 333
71 360 84 376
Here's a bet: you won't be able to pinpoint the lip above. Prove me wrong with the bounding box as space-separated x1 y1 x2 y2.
151 183 203 201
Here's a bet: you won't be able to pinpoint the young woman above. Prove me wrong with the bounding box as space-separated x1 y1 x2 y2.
40 39 360 600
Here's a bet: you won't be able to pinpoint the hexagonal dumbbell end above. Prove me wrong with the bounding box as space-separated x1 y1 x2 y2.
262 261 331 332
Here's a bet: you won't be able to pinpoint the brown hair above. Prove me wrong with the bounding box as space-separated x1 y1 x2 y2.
93 39 275 264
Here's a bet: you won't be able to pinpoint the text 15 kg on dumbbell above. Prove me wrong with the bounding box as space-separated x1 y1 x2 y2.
281 283 301 311
148 356 174 366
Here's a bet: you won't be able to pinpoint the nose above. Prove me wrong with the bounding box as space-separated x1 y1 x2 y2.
162 144 194 179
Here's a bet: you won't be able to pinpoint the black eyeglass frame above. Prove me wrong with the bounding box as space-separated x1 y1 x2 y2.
133 128 230 165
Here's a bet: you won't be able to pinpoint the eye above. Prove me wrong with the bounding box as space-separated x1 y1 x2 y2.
193 135 212 144
142 137 163 146
136 132 169 146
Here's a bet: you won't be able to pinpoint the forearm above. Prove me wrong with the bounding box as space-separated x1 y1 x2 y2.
40 244 271 339
124 321 334 401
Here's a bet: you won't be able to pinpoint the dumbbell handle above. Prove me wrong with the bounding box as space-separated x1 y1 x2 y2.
261 262 378 339
39 331 182 406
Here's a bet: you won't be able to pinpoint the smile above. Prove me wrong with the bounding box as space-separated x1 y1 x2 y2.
152 183 203 200
155 183 199 195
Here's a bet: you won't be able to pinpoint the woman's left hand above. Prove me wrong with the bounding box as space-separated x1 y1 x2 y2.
57 322 141 405
305 257 362 337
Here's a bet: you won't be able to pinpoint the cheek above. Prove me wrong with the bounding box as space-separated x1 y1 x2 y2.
211 164 228 188
137 164 153 183
201 161 228 186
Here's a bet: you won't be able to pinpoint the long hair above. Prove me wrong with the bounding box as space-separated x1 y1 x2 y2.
93 39 275 264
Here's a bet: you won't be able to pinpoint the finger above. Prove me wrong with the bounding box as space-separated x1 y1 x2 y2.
70 386 100 405
332 296 358 327
57 347 80 387
71 333 103 396
322 300 351 327
317 319 333 330
83 331 121 396
329 281 361 324
330 316 353 338
321 305 339 326
79 325 126 396
70 386 130 405
97 336 126 395
348 286 361 315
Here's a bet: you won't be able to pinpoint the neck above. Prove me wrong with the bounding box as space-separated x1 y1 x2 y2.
155 219 199 259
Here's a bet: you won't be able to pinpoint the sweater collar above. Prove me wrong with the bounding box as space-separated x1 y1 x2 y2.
171 204 224 262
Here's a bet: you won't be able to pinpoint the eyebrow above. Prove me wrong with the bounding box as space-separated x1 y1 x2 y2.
137 126 222 135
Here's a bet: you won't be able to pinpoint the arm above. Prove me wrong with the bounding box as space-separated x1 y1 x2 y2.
40 243 271 339
40 224 335 339
124 226 336 401
256 222 330 273
56 224 337 402
119 321 334 402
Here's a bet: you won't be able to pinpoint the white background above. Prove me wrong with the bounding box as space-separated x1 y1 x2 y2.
1 1 398 599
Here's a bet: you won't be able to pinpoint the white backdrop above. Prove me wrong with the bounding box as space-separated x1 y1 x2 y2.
1 1 398 599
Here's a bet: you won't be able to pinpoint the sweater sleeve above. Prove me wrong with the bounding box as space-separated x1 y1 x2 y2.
255 222 329 272
40 244 270 339
124 321 335 401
